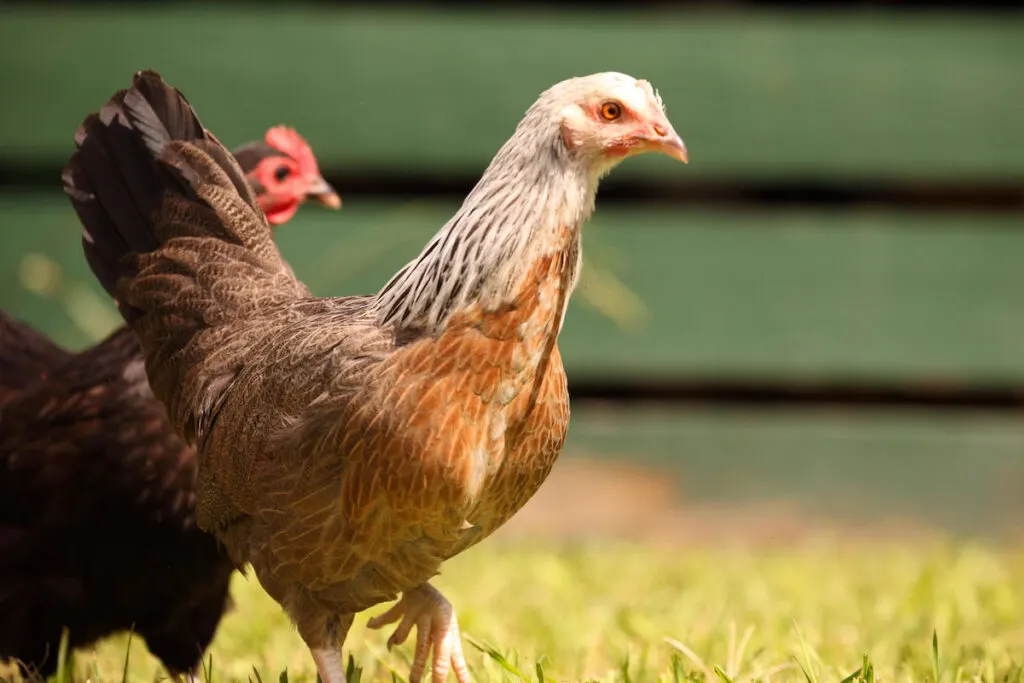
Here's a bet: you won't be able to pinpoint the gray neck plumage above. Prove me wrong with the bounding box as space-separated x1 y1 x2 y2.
373 110 597 335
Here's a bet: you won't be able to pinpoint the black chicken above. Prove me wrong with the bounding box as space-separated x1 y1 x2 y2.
0 127 339 679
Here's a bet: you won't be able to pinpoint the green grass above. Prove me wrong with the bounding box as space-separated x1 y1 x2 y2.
28 540 1024 683
0 5 1021 180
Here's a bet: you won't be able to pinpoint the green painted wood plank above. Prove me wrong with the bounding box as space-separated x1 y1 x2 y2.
564 406 1024 535
2 192 1021 380
0 5 1021 180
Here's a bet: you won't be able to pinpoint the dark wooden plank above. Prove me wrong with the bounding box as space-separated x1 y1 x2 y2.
4 158 1023 211
19 0 1024 9
568 376 1024 412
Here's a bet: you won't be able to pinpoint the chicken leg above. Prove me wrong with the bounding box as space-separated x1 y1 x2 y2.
312 646 349 683
300 613 354 683
367 583 471 683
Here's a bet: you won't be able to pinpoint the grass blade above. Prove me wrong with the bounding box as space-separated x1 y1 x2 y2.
665 637 713 681
466 635 529 682
713 664 735 683
669 652 686 683
54 628 70 683
839 667 862 683
203 654 214 683
121 629 134 683
792 621 819 683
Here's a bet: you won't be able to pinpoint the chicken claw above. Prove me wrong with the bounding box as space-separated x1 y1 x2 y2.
367 583 471 683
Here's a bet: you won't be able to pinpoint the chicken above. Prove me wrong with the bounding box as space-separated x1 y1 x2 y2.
65 70 687 683
0 313 70 413
233 125 341 224
0 126 339 680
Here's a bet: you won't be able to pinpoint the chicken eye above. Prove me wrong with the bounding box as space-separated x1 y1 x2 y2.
274 165 292 181
600 101 622 121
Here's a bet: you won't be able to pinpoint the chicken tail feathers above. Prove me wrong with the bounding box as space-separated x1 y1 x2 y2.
63 70 275 324
62 70 306 453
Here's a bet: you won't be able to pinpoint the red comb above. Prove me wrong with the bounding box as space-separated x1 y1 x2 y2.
264 126 321 180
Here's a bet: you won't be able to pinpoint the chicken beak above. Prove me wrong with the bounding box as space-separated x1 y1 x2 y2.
306 176 343 209
645 121 688 164
657 133 688 164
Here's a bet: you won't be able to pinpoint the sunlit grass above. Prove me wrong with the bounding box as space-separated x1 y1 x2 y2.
13 539 1022 683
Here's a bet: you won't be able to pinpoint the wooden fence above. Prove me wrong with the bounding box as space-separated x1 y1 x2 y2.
1 1 1021 532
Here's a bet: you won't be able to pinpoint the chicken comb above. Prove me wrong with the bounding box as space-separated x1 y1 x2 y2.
264 126 321 180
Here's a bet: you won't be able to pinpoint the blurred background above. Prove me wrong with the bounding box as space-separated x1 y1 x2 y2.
0 0 1021 544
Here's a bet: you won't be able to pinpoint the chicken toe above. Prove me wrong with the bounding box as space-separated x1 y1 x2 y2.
367 584 470 683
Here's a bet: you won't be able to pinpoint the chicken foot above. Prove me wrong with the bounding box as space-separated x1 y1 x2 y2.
367 583 471 683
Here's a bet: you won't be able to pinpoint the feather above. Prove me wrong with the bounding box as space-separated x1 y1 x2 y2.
0 313 71 412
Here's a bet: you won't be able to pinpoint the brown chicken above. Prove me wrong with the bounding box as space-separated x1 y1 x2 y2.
65 70 687 683
0 128 339 680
